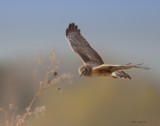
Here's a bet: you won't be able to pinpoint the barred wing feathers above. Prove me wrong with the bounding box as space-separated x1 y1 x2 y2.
66 23 104 65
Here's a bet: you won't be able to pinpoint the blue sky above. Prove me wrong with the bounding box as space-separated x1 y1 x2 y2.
0 0 160 78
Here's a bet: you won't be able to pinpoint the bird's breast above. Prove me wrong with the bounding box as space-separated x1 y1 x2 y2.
89 69 112 77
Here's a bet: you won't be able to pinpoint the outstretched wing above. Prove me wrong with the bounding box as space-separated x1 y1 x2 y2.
92 63 149 80
93 63 150 72
66 23 104 65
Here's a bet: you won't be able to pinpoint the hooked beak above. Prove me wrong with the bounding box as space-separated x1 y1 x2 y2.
80 69 85 77
80 73 82 77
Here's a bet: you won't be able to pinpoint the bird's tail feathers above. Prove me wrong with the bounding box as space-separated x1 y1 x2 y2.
111 71 132 80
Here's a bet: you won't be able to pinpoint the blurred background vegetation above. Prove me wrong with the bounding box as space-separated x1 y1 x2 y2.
0 0 160 126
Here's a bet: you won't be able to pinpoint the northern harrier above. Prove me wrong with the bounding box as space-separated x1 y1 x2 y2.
66 23 149 80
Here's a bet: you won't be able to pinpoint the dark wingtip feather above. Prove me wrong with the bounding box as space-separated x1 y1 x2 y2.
66 22 80 37
125 63 150 70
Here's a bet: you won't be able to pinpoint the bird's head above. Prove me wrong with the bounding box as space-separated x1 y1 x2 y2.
78 65 92 77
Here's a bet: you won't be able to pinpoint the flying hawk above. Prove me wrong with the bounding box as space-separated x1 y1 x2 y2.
66 23 149 80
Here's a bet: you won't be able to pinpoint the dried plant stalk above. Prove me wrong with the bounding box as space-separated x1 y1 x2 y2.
11 48 73 126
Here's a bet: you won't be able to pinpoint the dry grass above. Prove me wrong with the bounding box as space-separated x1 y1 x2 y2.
0 48 73 126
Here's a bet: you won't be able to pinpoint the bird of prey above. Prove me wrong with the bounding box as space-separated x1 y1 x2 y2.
66 23 149 80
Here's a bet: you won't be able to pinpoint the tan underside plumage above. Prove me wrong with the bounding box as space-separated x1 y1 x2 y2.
89 64 149 79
